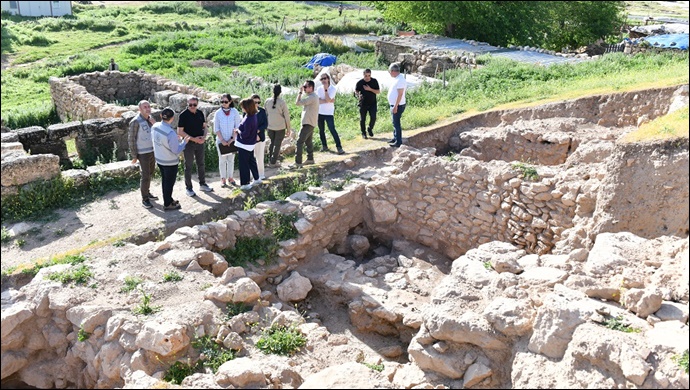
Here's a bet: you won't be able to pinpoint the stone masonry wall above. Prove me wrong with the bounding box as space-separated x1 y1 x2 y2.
363 149 579 259
406 85 685 156
49 70 223 122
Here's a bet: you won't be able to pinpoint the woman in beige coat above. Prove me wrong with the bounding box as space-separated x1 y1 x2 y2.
264 84 292 168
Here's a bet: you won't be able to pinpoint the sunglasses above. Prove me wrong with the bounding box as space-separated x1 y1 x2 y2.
188 103 197 107
320 78 328 81
220 101 230 104
254 100 261 104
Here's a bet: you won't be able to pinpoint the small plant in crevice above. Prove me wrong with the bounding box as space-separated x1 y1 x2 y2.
226 302 252 320
243 196 257 211
483 261 493 270
25 254 87 277
343 171 356 185
163 271 183 282
602 315 640 333
264 210 299 241
192 335 236 373
672 349 688 374
164 360 198 385
54 228 65 237
132 287 160 316
77 326 90 342
255 324 306 356
512 161 539 181
15 238 27 248
362 362 384 372
220 236 279 267
443 152 460 162
113 239 126 247
121 276 143 293
329 181 345 191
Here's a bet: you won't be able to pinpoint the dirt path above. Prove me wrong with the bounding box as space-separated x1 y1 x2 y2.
1 138 394 272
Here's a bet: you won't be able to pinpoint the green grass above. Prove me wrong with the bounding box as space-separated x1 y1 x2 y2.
362 362 385 372
226 302 252 319
1 226 11 244
16 254 87 277
512 162 539 181
256 325 307 356
622 106 689 142
263 210 299 241
77 326 91 342
164 360 198 385
191 335 236 373
132 288 161 315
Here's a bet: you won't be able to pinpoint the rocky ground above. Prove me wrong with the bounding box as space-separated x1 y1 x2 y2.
1 86 689 389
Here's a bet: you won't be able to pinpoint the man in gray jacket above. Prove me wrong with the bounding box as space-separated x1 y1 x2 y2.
128 100 158 209
291 80 319 168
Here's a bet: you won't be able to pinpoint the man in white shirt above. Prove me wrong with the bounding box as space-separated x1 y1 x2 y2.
387 63 407 148
316 74 345 155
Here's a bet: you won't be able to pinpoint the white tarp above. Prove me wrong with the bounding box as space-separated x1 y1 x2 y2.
314 66 441 95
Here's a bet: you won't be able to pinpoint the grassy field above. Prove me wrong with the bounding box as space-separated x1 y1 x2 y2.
625 0 689 22
621 106 689 142
1 1 688 146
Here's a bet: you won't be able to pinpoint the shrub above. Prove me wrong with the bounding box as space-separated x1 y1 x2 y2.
1 226 10 244
164 361 198 385
673 350 689 374
256 325 306 356
46 264 93 285
263 210 299 241
191 335 236 373
512 162 539 181
220 236 279 267
603 315 640 333
132 288 160 315
226 302 252 319
162 271 183 282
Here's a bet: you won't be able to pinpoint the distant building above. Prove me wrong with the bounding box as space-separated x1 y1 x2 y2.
1 1 72 17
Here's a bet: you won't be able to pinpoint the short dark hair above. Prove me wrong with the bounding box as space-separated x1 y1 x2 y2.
221 93 235 108
161 108 175 120
364 68 372 74
303 80 315 89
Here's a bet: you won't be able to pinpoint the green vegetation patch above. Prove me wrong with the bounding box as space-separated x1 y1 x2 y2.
512 162 539 181
120 276 143 293
264 210 299 241
603 315 641 333
256 325 307 356
46 264 93 286
226 302 252 319
220 236 279 267
192 335 236 373
162 271 183 282
77 326 91 342
673 349 689 374
20 254 87 277
622 106 689 143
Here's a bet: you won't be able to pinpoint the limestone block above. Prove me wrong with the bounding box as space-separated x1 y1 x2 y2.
654 301 689 323
463 362 492 388
1 142 24 156
168 93 195 112
220 266 247 284
425 309 508 350
204 285 235 303
271 311 306 328
483 297 535 336
276 271 313 302
215 357 267 388
519 267 567 287
347 235 370 258
1 351 28 380
621 288 663 318
1 132 19 143
1 302 34 339
528 294 586 359
65 305 113 333
135 321 190 356
370 199 397 223
16 126 47 146
1 153 60 187
232 277 261 303
47 121 82 140
222 332 244 350
62 169 91 187
300 362 389 389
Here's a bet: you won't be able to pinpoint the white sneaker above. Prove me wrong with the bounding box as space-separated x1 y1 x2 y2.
186 189 196 197
240 184 252 190
259 175 266 180
199 184 213 192
253 179 263 185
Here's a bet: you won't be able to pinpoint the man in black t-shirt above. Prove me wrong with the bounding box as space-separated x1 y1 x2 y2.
354 69 380 139
177 96 213 197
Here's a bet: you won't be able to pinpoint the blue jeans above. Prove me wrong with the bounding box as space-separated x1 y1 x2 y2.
390 104 406 145
318 114 342 150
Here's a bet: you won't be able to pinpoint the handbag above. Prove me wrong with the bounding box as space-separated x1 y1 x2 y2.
218 141 238 155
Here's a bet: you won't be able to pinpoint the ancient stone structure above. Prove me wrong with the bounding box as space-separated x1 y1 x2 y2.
1 85 688 389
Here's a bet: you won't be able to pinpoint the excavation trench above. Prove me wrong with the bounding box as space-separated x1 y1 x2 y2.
2 85 688 389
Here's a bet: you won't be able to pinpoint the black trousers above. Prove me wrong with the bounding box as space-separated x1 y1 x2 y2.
237 148 259 185
359 104 377 135
158 164 178 207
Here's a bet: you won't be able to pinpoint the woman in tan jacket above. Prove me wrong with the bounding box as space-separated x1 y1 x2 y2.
264 84 292 168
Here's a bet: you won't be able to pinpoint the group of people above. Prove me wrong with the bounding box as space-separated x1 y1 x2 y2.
127 62 407 211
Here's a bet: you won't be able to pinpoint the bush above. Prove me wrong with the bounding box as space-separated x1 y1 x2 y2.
22 33 54 46
46 264 93 285
191 335 236 373
256 325 306 356
220 236 279 267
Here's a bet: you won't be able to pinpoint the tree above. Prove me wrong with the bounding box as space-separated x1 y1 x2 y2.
369 1 625 50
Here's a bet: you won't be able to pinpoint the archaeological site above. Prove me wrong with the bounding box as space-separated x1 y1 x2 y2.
1 72 689 389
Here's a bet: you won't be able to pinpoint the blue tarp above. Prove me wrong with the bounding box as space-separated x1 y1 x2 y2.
641 33 689 50
303 53 337 70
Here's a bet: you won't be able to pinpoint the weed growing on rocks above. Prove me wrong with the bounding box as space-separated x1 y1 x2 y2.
163 360 197 385
132 288 160 315
192 335 236 373
220 237 279 267
225 302 252 320
46 264 93 286
256 325 306 356
603 315 640 333
120 276 143 293
512 161 539 181
162 271 183 282
673 350 689 374
362 362 384 372
20 254 87 276
1 226 10 244
77 326 90 342
264 210 299 241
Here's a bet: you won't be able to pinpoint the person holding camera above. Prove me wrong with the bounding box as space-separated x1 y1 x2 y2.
290 80 319 168
354 68 380 139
